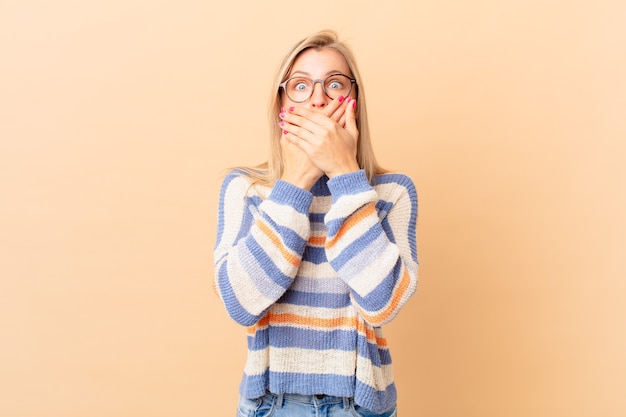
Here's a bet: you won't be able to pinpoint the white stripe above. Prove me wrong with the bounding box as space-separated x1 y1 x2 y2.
271 303 357 321
325 211 378 255
244 347 269 376
215 176 250 256
340 239 399 297
251 222 299 276
310 195 332 213
356 361 395 391
269 347 357 376
227 250 277 316
323 190 377 222
263 199 311 232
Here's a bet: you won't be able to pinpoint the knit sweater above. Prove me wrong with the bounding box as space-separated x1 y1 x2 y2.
214 169 418 413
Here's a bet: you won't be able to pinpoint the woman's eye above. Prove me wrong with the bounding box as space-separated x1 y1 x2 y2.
294 82 308 91
328 81 343 89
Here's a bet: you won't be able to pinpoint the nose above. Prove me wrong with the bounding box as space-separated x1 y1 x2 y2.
308 81 329 109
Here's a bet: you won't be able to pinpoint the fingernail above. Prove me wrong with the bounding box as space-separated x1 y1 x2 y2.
281 107 285 113
338 96 344 103
279 121 285 127
283 130 288 135
352 99 357 109
280 112 285 118
289 107 294 112
346 96 352 103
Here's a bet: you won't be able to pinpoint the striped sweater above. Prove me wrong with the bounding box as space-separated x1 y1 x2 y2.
214 169 418 413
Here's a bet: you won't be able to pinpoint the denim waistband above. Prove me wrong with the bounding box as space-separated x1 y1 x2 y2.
265 390 350 409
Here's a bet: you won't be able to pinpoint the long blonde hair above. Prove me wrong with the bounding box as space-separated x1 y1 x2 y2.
237 30 386 187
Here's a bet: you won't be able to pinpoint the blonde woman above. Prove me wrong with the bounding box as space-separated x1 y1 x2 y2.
214 30 418 417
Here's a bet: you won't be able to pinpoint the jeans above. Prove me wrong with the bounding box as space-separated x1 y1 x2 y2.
236 391 397 417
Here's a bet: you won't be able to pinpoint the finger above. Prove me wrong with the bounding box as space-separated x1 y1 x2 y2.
283 129 314 156
287 106 336 133
281 110 329 139
327 96 349 122
336 96 354 129
319 96 344 119
280 119 316 145
345 98 358 137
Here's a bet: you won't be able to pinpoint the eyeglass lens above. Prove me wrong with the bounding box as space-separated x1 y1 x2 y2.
285 74 353 102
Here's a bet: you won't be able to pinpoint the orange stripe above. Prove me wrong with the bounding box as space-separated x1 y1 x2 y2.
355 265 412 325
257 220 300 267
356 319 388 347
308 236 326 246
270 313 357 329
325 203 376 249
246 314 270 335
268 312 387 347
247 312 388 346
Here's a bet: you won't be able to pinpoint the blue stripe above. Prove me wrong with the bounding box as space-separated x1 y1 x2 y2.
357 334 392 366
217 262 266 326
328 224 381 270
238 243 291 301
380 214 396 245
302 245 327 264
373 174 418 262
216 172 243 244
247 327 269 350
271 180 314 214
262 214 307 253
247 194 263 207
326 170 372 201
239 369 269 399
267 327 356 350
354 379 397 414
268 372 355 399
278 290 350 308
246 237 294 289
310 177 331 196
375 199 393 220
309 212 326 223
325 216 343 237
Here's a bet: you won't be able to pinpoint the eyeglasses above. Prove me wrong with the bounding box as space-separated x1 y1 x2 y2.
279 73 357 103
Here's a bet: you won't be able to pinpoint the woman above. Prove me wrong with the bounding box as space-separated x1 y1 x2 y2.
214 30 418 417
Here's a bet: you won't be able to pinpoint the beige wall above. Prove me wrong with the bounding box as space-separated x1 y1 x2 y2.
1 1 625 416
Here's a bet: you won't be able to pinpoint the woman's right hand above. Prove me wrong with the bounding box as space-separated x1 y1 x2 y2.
279 98 352 190
280 107 324 190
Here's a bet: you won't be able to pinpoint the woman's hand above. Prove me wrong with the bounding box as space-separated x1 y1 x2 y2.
280 97 360 179
280 133 323 191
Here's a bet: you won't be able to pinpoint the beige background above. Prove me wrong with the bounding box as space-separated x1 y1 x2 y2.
1 1 625 416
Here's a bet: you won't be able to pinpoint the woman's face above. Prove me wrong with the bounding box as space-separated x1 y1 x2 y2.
281 48 355 110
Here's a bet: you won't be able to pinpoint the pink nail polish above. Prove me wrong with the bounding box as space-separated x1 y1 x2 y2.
280 112 285 118
283 130 288 135
346 97 352 103
279 121 285 127
338 96 344 103
352 99 357 109
289 107 294 112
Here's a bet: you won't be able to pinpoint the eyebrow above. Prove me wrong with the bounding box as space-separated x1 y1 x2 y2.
289 70 350 78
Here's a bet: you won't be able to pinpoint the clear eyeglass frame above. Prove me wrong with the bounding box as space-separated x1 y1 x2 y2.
279 73 357 103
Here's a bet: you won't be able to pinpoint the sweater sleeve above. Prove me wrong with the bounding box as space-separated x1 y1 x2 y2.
213 171 313 326
324 170 418 326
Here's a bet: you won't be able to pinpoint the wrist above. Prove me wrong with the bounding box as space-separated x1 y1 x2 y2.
326 162 360 179
280 172 319 190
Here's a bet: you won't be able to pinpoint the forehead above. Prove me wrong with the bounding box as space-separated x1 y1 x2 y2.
290 48 351 76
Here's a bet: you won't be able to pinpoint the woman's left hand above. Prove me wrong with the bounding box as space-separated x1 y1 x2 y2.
280 98 360 178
